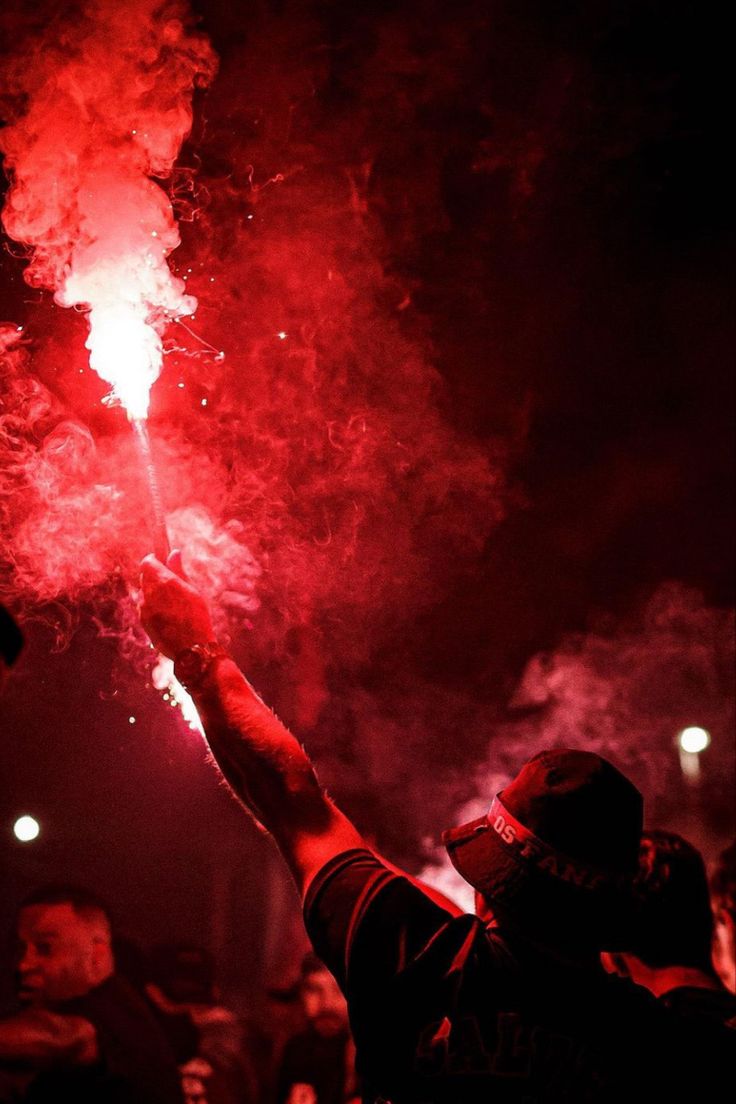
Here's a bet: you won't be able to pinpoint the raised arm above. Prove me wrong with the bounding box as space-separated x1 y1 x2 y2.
139 555 366 898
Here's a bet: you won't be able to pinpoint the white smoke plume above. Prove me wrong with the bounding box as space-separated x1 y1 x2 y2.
1 0 217 417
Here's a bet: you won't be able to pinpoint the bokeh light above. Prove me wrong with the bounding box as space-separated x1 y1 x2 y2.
678 726 711 754
13 815 40 842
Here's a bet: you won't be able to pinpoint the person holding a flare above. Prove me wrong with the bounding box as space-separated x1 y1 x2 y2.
138 553 734 1103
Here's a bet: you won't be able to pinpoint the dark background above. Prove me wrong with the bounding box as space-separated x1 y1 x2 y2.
1 0 733 1009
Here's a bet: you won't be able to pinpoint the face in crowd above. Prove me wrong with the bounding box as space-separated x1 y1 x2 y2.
300 965 349 1038
16 901 114 1005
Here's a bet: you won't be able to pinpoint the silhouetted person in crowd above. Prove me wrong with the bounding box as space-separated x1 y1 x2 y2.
138 554 734 1102
145 942 258 1104
0 885 183 1103
276 953 358 1104
0 604 23 695
112 936 201 1074
711 841 736 994
602 830 736 1027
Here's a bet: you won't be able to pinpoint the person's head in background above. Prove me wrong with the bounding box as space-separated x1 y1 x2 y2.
602 830 722 995
0 604 23 695
299 953 348 1038
147 942 217 1007
711 841 736 994
16 884 115 1005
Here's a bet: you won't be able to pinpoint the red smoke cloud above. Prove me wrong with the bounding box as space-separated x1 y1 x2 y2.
0 2 505 679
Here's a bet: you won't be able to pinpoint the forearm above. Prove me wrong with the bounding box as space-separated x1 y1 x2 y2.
0 1011 97 1067
189 654 365 894
191 656 335 838
138 555 365 893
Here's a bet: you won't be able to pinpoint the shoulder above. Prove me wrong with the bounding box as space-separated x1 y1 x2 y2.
660 985 736 1029
305 848 480 996
305 847 460 929
304 849 397 923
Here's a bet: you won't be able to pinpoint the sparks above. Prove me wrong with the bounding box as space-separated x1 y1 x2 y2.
151 654 203 733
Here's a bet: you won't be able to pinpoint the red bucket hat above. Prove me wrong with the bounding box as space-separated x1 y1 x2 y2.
443 749 643 950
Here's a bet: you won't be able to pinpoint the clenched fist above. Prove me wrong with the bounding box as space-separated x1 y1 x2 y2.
139 554 216 660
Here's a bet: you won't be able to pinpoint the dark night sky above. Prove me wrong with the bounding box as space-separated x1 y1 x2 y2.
0 1 733 1004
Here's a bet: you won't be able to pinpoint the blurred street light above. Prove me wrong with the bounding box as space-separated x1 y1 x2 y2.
678 726 711 754
13 815 40 842
676 726 711 783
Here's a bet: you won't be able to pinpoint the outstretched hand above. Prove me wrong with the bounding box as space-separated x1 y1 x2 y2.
139 553 215 660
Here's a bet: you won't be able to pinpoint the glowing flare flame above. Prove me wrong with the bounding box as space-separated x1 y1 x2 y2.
61 244 198 421
86 303 163 420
